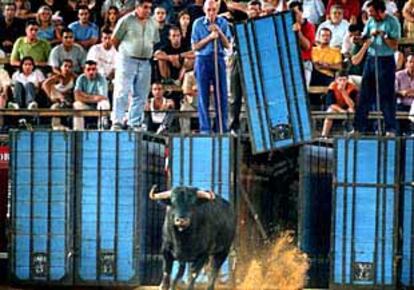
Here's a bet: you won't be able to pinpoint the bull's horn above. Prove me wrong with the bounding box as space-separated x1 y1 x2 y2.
197 190 215 200
149 185 172 200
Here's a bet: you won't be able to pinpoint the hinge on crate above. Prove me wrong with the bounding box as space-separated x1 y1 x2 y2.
31 253 48 278
271 124 293 141
353 262 374 281
100 251 115 276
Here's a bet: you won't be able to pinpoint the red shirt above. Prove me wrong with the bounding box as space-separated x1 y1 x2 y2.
301 20 315 61
328 81 358 108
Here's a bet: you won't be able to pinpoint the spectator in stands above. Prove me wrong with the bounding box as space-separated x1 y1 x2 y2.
326 0 360 23
87 28 117 82
289 1 315 88
36 6 61 45
0 65 12 129
302 0 325 25
321 70 357 137
192 0 231 133
154 26 194 85
0 3 25 53
317 4 349 48
395 54 414 134
31 0 66 14
187 0 204 29
101 0 135 18
15 0 33 19
403 0 414 38
177 10 191 50
49 28 86 75
42 59 76 130
154 6 171 49
311 27 342 86
342 24 365 86
11 56 45 109
68 5 99 49
111 0 159 131
103 6 120 31
10 20 51 68
73 60 110 130
144 82 175 133
180 70 198 133
353 0 401 136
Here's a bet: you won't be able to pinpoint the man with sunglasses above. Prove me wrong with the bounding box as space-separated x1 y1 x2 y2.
49 28 86 75
111 0 160 131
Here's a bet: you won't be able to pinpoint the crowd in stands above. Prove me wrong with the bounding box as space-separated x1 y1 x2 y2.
0 0 412 136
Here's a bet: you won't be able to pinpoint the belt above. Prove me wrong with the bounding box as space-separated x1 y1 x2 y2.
130 56 151 61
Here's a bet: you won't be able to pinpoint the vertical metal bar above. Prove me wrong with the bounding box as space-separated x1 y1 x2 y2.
350 138 358 285
218 136 223 197
341 137 349 284
179 135 184 186
211 136 216 193
374 138 381 285
114 132 119 281
29 132 34 281
135 132 142 283
189 136 193 186
331 139 338 285
68 131 74 283
96 132 102 281
10 132 17 279
382 139 388 285
46 132 52 281
410 139 414 285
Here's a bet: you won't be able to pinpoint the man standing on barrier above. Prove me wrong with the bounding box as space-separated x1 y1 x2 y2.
111 0 160 131
191 0 232 134
352 0 400 136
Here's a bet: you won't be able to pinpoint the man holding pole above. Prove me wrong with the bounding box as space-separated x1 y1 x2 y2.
191 0 232 133
352 0 400 136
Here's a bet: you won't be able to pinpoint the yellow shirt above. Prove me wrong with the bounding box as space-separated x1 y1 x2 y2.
311 46 342 77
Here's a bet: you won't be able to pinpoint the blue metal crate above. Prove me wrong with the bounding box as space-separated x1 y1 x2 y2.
169 134 234 284
9 131 74 285
74 132 167 286
331 137 399 290
400 137 414 288
235 12 312 154
299 144 333 288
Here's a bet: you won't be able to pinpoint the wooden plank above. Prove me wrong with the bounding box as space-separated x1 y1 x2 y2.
308 86 328 94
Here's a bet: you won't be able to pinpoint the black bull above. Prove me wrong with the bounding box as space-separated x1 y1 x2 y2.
149 185 236 290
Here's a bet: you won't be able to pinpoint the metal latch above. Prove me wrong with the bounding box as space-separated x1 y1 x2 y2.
100 251 115 276
353 262 374 281
271 124 293 141
32 253 48 277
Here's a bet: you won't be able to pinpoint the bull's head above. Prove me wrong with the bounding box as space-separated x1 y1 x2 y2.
149 185 215 231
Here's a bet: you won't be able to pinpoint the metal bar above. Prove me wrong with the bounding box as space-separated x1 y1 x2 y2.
46 132 52 281
350 138 357 285
373 139 381 285
96 132 102 281
29 132 34 281
114 132 119 281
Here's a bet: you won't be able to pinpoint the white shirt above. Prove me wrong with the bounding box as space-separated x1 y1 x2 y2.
0 69 11 88
87 43 117 78
12 69 45 88
302 0 326 25
317 19 350 48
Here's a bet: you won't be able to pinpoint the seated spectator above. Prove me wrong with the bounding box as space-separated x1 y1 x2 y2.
154 6 172 49
321 70 357 137
177 10 192 50
42 59 76 130
311 27 342 86
73 60 110 130
0 66 12 128
326 0 360 23
180 70 198 133
101 0 135 18
86 28 117 81
395 54 414 135
11 56 45 109
403 0 414 38
15 0 34 20
36 6 61 45
144 82 175 134
0 3 25 54
154 26 194 84
68 5 99 49
342 24 365 86
317 4 349 48
49 28 86 75
10 20 51 68
302 0 325 25
103 6 120 31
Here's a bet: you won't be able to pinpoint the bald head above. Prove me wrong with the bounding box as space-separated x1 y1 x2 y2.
204 0 218 22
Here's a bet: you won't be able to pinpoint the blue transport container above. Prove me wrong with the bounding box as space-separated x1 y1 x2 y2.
234 11 312 154
299 143 333 288
9 131 74 285
331 137 399 290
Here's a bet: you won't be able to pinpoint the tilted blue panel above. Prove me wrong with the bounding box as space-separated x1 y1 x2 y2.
332 137 398 288
401 138 414 287
235 12 312 154
76 131 139 285
170 135 233 283
10 131 73 285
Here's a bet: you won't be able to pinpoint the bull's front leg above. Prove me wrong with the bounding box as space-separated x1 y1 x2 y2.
187 255 209 290
160 250 174 290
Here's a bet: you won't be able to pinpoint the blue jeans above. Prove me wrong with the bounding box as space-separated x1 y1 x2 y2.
194 55 228 133
354 55 396 133
14 82 36 108
112 55 151 126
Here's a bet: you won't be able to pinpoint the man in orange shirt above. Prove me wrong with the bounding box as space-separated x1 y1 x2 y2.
321 70 358 137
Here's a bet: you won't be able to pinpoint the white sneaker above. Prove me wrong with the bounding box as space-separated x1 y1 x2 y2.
7 102 19 109
27 101 38 110
52 125 70 131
